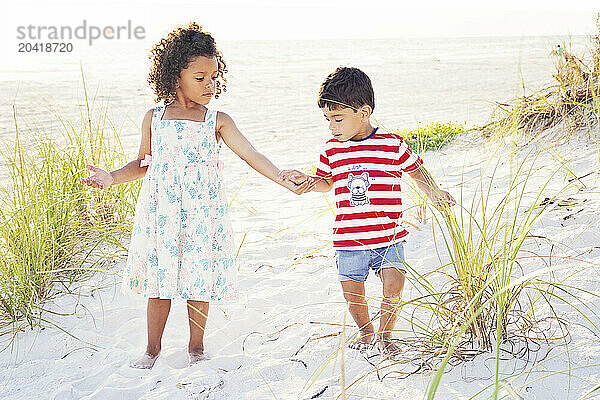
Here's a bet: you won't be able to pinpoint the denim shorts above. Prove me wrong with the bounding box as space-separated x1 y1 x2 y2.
335 240 407 282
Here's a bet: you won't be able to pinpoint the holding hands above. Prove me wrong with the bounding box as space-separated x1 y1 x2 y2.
279 169 316 195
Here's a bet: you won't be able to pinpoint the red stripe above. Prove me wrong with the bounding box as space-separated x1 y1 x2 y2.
316 169 331 178
402 158 423 172
328 144 398 156
333 222 397 234
337 198 402 207
333 230 408 248
331 157 396 169
334 184 399 195
398 151 412 164
387 212 401 220
335 211 395 220
332 170 401 181
334 211 403 220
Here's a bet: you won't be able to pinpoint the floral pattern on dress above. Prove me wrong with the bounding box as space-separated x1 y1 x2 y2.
121 105 237 302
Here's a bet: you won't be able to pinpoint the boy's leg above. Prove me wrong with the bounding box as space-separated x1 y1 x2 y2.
378 267 405 338
340 280 375 345
131 297 171 369
187 300 210 364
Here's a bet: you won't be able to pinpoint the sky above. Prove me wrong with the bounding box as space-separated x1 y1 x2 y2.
2 0 599 42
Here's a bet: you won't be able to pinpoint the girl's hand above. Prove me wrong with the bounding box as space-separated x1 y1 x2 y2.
279 169 310 185
81 164 114 189
279 170 317 195
281 177 316 195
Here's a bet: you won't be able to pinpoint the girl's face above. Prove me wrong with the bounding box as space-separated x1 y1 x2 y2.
176 56 219 105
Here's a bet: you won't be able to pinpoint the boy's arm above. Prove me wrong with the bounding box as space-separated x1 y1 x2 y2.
310 176 334 192
407 166 455 208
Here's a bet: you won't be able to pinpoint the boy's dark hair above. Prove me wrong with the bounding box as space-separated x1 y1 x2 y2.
317 67 375 112
148 22 227 104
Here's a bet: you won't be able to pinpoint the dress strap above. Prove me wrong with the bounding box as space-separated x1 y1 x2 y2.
151 105 166 134
205 109 221 148
205 109 217 127
148 105 166 153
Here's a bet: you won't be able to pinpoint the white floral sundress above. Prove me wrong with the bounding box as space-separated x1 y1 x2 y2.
121 105 237 302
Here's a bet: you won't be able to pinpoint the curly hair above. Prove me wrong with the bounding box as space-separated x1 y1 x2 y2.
148 22 227 104
317 67 375 112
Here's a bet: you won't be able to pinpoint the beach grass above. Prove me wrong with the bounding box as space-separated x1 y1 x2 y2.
480 13 600 142
396 121 466 154
0 73 140 342
419 143 597 399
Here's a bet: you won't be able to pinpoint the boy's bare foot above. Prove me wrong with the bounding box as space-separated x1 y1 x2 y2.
347 339 372 353
378 337 402 359
130 350 160 369
189 348 208 365
348 330 375 353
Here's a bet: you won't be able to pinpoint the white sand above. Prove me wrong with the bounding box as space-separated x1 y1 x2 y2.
1 131 599 399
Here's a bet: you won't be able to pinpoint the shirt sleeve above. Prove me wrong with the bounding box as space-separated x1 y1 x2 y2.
398 138 423 173
315 144 332 179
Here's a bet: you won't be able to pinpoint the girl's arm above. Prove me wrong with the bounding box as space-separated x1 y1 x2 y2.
280 170 333 193
217 112 314 193
81 109 153 189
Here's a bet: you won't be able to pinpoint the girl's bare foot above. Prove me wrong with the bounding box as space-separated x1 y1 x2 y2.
130 350 160 369
189 348 208 365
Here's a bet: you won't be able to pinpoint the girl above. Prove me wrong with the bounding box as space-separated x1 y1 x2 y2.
82 22 310 369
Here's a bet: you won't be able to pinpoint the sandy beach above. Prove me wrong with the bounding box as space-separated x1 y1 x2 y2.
1 15 600 399
1 129 599 398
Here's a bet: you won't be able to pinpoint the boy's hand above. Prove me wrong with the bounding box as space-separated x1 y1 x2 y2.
431 189 456 210
81 164 114 189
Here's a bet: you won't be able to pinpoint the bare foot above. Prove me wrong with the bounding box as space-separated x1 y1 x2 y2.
378 337 402 359
348 330 375 353
130 351 160 369
347 339 372 353
189 349 208 365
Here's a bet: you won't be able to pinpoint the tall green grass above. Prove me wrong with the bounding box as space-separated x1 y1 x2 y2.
419 143 595 399
0 72 140 342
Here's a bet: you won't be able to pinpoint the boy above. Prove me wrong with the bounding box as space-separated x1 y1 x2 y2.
282 67 455 357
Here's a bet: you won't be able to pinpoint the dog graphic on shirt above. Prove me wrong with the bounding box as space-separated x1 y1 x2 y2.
347 172 371 206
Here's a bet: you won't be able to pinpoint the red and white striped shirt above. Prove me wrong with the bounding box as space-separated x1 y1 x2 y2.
315 128 423 250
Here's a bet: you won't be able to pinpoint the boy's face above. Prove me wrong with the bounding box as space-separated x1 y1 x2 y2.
176 56 218 105
322 106 370 141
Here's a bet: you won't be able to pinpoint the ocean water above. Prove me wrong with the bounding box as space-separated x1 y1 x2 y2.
0 35 591 188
